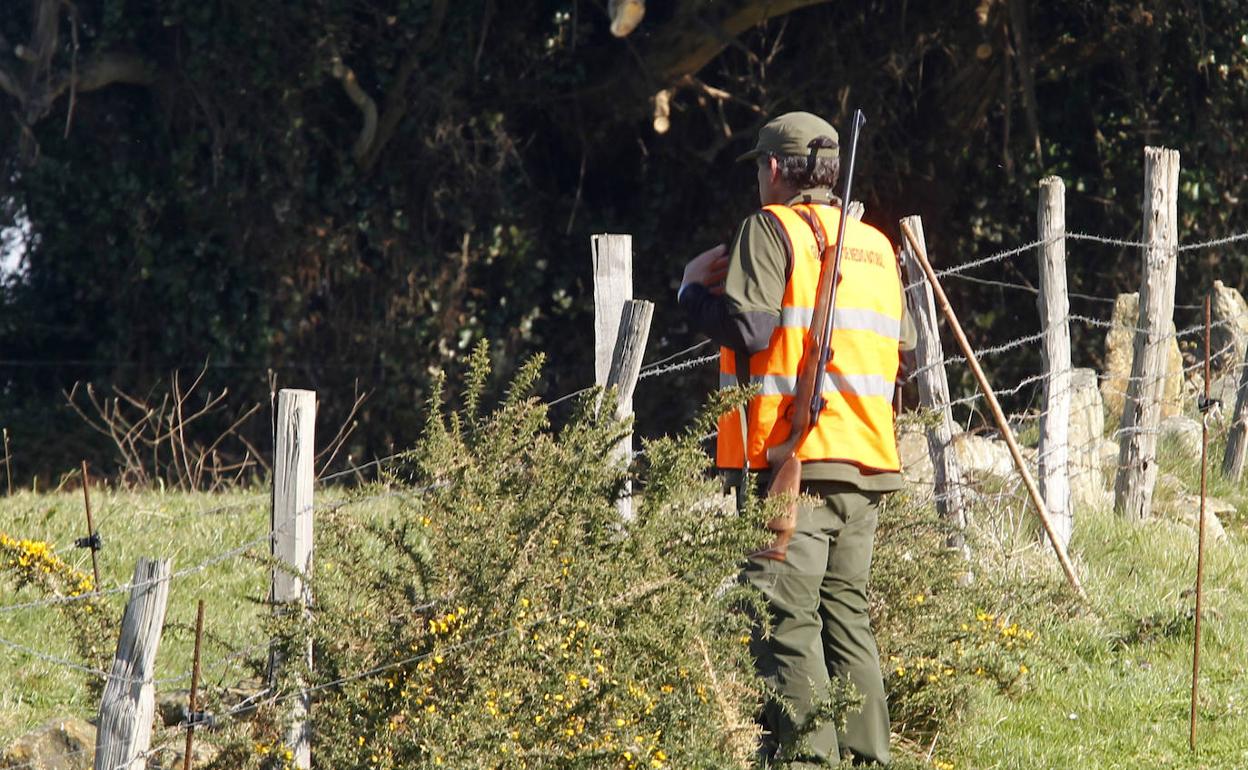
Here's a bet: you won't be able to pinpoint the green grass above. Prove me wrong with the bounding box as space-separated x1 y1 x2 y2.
0 487 272 744
931 429 1248 770
941 503 1248 769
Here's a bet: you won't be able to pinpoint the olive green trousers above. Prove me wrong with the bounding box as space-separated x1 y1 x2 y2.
741 481 891 766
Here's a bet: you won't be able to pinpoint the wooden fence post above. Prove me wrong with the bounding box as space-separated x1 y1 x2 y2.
1114 147 1180 520
270 388 315 769
1037 176 1073 548
593 234 633 384
899 215 970 566
604 300 654 519
1223 342 1248 480
94 557 172 770
593 234 637 515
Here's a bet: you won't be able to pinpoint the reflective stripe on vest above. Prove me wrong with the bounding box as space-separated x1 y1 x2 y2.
778 307 902 339
717 372 896 400
716 202 903 472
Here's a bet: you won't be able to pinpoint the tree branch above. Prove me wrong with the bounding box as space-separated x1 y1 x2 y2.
46 51 155 101
639 0 834 85
1007 0 1043 164
579 0 833 125
359 0 449 170
331 57 378 165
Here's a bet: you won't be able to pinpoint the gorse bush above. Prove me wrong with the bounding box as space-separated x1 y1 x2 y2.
0 530 114 697
216 343 772 769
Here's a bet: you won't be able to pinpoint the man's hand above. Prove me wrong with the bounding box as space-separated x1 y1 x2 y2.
680 244 729 297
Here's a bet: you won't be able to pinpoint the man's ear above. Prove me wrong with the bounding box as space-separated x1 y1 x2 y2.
766 156 781 184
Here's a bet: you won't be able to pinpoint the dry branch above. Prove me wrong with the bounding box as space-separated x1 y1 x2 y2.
65 365 265 490
331 57 378 165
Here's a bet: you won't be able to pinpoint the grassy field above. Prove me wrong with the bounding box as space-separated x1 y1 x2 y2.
0 487 273 745
940 504 1248 769
1 438 1246 768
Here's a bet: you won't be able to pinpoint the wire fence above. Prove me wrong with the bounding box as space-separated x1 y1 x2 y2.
1 222 1246 765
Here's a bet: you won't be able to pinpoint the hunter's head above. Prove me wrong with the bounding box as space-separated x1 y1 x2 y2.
738 111 840 206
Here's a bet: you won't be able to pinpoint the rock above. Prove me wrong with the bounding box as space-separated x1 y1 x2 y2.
1210 280 1248 374
156 689 191 728
1160 415 1203 459
1101 292 1185 427
1 717 95 770
952 432 1015 481
1095 437 1119 477
1068 368 1107 508
146 739 220 770
1174 495 1232 542
1214 373 1240 418
898 425 934 487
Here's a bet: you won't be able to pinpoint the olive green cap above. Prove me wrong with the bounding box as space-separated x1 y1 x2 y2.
735 111 839 162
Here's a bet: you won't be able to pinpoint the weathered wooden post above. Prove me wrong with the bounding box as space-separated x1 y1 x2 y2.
593 234 633 390
898 215 970 566
593 234 644 517
94 557 172 770
1222 340 1248 480
603 299 654 519
270 388 315 769
1114 147 1180 520
1037 176 1073 547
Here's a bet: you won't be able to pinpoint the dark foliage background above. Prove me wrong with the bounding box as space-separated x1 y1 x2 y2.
1 0 1245 483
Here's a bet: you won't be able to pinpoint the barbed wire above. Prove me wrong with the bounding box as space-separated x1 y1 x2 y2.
637 352 721 380
638 339 712 373
901 228 1248 307
0 632 111 679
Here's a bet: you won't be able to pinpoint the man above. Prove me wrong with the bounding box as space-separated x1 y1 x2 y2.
679 111 912 767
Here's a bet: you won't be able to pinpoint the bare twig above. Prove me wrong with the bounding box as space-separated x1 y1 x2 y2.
65 369 266 490
316 385 368 479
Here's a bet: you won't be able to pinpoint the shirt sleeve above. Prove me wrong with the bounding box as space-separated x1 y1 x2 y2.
724 212 789 317
897 256 918 377
679 284 743 351
721 212 788 355
898 301 916 374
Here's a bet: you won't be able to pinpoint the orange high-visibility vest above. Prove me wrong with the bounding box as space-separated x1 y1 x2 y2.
717 203 903 473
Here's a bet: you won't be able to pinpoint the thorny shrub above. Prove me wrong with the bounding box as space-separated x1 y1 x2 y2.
212 344 774 769
0 531 115 696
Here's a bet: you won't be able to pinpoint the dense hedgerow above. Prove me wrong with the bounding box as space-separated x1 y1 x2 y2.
211 344 774 769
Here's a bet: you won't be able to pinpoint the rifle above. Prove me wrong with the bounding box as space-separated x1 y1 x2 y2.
756 109 866 561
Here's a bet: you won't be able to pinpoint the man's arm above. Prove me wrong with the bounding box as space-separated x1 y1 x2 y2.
679 213 788 355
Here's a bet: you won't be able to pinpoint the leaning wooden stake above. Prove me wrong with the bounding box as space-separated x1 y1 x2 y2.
1190 297 1212 751
900 221 1086 601
184 599 206 770
602 299 654 520
270 389 315 769
95 557 173 770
